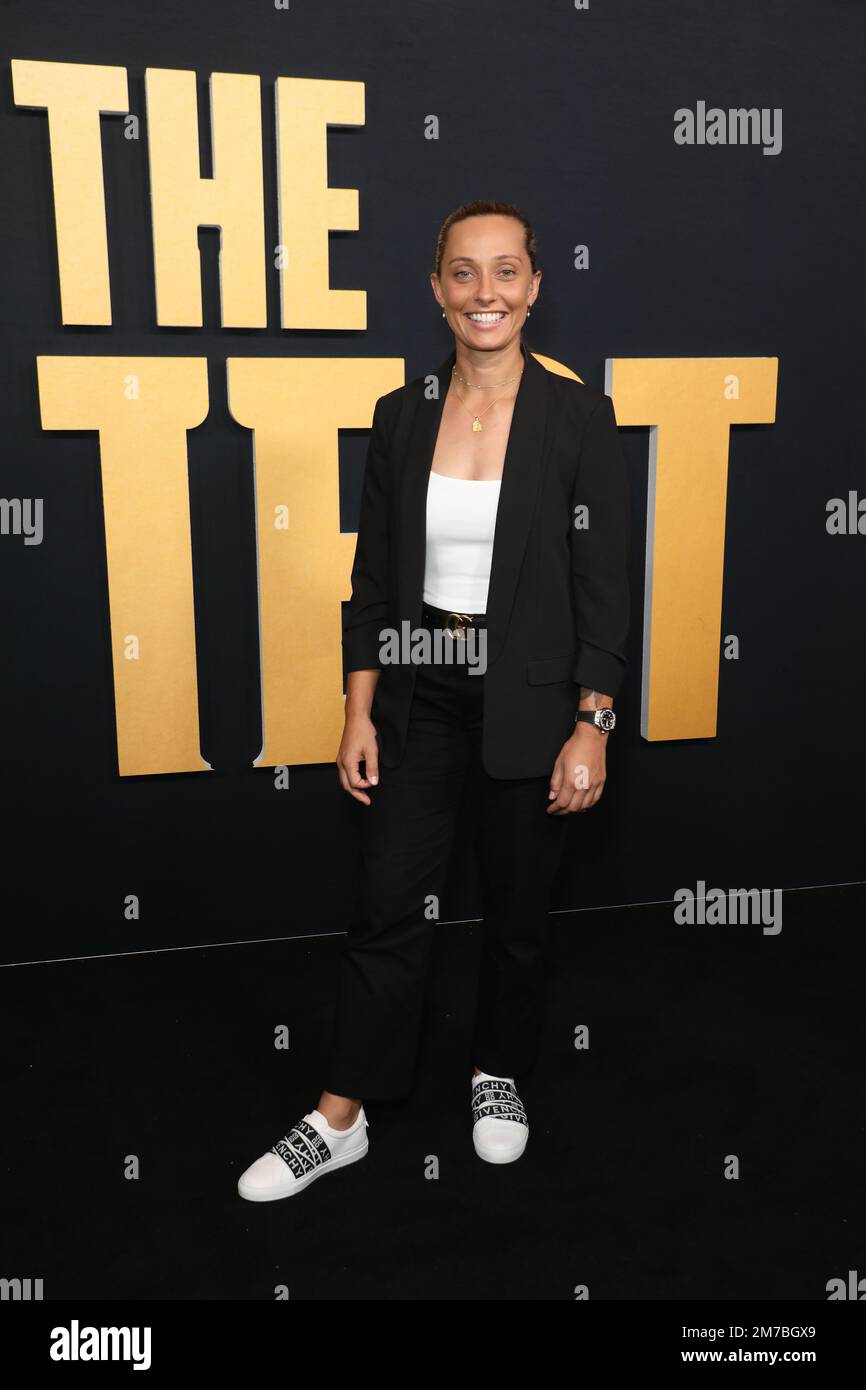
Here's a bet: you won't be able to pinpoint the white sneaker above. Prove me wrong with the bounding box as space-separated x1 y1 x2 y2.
471 1072 529 1164
237 1107 369 1201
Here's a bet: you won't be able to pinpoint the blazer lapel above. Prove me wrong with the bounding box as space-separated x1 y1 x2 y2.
397 340 551 667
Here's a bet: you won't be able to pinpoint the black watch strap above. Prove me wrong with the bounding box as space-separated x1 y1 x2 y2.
575 709 616 732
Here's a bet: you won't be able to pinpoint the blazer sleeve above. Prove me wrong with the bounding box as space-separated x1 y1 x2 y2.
570 392 631 697
343 395 392 673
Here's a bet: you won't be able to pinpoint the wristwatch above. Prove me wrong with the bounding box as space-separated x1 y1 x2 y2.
575 708 616 733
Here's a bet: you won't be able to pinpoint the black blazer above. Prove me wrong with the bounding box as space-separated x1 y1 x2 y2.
343 340 631 778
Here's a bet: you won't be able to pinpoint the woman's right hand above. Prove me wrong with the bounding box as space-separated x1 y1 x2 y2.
336 712 380 805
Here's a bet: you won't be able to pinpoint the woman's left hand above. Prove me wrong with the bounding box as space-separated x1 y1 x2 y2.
546 727 607 814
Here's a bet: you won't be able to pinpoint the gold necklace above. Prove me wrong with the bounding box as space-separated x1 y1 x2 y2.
451 365 524 431
452 366 524 389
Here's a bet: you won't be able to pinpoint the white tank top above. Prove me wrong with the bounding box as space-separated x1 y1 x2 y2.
423 469 502 613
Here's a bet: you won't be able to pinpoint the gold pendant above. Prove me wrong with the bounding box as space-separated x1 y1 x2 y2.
472 417 482 431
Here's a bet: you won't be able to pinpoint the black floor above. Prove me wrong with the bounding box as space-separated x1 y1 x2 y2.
4 882 865 1300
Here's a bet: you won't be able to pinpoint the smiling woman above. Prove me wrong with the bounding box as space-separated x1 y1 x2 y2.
238 198 632 1201
435 201 539 352
425 203 540 470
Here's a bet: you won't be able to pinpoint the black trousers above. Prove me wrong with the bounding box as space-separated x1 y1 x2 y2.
324 603 571 1101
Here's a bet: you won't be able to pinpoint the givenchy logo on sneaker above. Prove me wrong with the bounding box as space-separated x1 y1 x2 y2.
270 1119 332 1177
471 1079 528 1127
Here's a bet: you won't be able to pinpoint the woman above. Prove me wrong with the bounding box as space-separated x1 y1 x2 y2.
238 199 631 1200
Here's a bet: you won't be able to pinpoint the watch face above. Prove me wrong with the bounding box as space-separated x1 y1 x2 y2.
597 709 616 731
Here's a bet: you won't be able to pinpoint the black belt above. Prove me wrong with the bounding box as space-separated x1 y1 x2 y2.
421 601 487 639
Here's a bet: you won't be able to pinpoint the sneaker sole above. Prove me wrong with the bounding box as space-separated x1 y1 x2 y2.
238 1137 369 1201
473 1132 528 1164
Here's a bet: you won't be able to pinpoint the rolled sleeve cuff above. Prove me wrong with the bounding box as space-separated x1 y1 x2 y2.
573 642 627 699
343 618 386 672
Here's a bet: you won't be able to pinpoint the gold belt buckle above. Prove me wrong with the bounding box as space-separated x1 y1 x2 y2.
445 611 474 640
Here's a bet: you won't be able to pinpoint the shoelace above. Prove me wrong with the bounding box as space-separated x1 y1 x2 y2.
471 1077 528 1128
269 1118 332 1176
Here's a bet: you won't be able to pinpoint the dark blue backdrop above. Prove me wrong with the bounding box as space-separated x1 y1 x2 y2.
1 0 863 965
